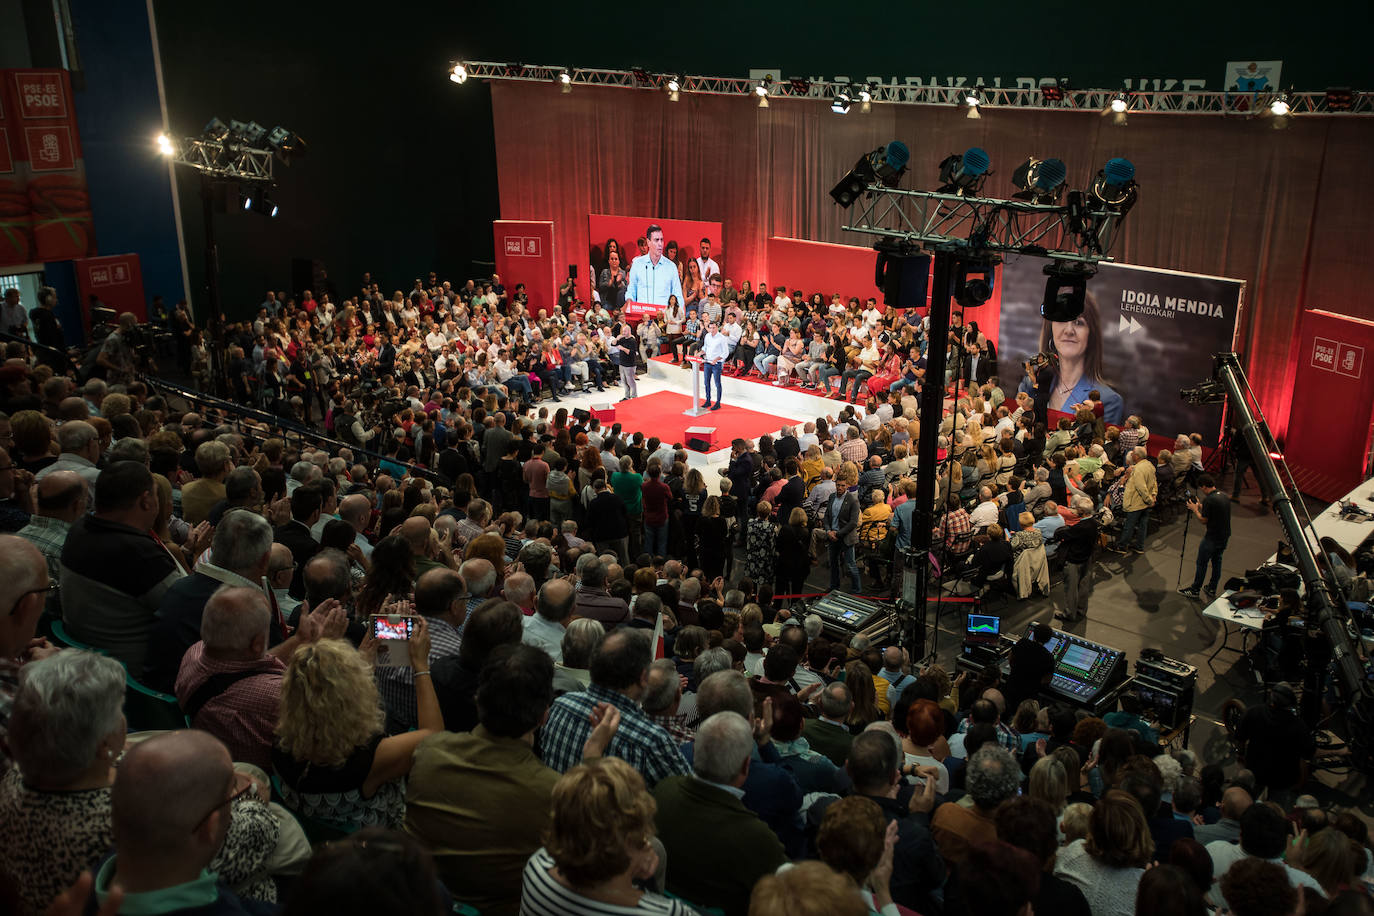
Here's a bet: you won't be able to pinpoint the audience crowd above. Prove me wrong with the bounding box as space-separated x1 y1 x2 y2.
0 270 1361 916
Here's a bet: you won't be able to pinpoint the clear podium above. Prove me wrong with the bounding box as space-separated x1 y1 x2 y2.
684 356 710 417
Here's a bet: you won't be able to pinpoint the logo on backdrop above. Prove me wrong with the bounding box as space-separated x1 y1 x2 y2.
1311 337 1363 379
22 126 73 171
13 73 67 119
503 235 541 257
1223 60 1282 92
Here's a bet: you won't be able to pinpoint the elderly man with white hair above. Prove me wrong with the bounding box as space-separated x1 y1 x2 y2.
34 419 102 492
652 710 789 914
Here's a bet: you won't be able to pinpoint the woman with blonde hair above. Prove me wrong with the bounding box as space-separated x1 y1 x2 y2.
1055 790 1153 916
273 624 441 830
521 756 692 914
843 660 881 734
1029 754 1070 815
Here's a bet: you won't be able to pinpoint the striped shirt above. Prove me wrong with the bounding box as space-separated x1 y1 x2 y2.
538 684 689 787
520 847 697 916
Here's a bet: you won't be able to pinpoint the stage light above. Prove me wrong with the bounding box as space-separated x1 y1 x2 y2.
1110 92 1129 113
937 147 991 197
202 117 230 141
1105 90 1130 126
156 133 174 156
1089 157 1137 215
1269 92 1291 116
1325 87 1353 111
240 191 253 211
789 77 810 96
955 260 996 307
450 63 468 84
269 201 279 218
632 67 650 85
558 69 572 93
1041 81 1063 102
831 156 876 208
964 82 984 119
229 120 267 146
831 90 851 114
1010 157 1068 204
755 76 771 108
859 84 873 113
266 126 306 164
666 74 682 101
1041 262 1093 322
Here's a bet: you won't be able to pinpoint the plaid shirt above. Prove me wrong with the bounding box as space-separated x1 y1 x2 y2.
378 616 464 730
649 712 696 746
957 714 1021 754
539 683 690 787
839 438 869 465
174 642 285 771
935 507 973 553
15 515 70 584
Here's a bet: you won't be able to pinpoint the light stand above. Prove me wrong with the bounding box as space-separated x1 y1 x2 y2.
838 156 1136 662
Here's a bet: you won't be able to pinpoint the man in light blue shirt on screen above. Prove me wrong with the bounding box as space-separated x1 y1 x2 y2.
701 321 731 411
625 224 685 318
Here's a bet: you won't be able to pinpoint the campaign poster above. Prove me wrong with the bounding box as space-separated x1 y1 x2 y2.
996 257 1244 445
492 220 557 317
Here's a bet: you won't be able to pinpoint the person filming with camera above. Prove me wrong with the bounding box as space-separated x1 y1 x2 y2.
1178 473 1230 600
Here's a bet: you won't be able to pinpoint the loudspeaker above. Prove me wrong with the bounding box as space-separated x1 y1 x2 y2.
568 264 578 279
572 408 590 422
876 251 931 308
687 437 711 452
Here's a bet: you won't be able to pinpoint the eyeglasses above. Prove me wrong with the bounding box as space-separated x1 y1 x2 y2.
7 581 57 616
193 776 256 831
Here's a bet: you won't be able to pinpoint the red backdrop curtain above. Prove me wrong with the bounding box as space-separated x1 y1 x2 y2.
491 81 1374 437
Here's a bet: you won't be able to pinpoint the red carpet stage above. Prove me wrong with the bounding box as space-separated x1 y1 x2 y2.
599 390 792 453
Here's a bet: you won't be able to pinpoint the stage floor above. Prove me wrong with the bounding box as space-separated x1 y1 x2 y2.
596 390 794 454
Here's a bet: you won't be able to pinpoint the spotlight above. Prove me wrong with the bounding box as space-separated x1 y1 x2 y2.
1269 91 1291 116
1325 87 1353 111
450 63 468 84
229 120 267 146
1105 90 1131 126
1089 157 1137 215
829 142 908 207
156 133 174 156
240 191 253 211
1041 262 1095 322
1110 92 1129 113
789 77 810 96
666 74 683 101
266 126 306 164
202 117 230 141
858 83 873 113
964 82 984 119
1010 157 1068 204
1041 81 1063 102
830 156 877 208
937 147 991 197
558 70 572 93
954 260 996 307
831 90 851 114
269 201 279 218
755 76 772 108
632 67 651 85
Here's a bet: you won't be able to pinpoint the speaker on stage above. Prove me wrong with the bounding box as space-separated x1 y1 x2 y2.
572 408 590 422
876 251 931 309
687 437 711 452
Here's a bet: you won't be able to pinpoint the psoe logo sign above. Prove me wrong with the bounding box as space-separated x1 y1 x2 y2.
503 236 542 257
504 236 523 256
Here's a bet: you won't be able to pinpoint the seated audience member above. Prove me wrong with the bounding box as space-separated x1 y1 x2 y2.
180 439 233 526
552 617 604 695
0 535 57 769
1218 857 1300 916
378 567 467 731
931 744 1021 869
15 470 86 588
802 680 855 766
522 756 693 915
749 860 869 916
653 711 787 915
1136 862 1209 916
145 509 280 692
642 657 694 745
53 728 289 913
521 577 576 663
815 795 908 915
430 599 524 730
281 828 446 916
540 628 690 786
573 554 631 626
176 585 342 769
1206 801 1326 907
406 643 615 916
1054 789 1154 916
682 670 804 854
995 795 1092 916
769 693 849 795
956 841 1044 916
60 460 186 678
273 622 441 829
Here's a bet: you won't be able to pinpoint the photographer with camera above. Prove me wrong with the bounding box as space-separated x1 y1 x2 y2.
1178 473 1230 600
94 312 147 384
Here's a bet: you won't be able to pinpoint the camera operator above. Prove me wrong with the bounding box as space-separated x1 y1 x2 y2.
95 312 148 384
1178 473 1230 601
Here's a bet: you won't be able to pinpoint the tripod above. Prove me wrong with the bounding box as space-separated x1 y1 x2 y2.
1175 497 1194 589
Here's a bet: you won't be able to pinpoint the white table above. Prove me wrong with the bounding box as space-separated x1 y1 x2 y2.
1269 478 1374 562
1202 589 1268 670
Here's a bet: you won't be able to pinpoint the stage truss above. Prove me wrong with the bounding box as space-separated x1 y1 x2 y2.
452 62 1373 117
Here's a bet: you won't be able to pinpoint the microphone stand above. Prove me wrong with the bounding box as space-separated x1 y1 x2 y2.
1176 496 1192 589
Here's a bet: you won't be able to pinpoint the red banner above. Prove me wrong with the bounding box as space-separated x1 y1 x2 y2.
492 220 557 317
0 69 94 267
75 254 147 325
1284 310 1374 500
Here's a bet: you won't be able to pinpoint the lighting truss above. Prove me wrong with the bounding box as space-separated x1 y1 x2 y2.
841 186 1126 263
451 62 1374 115
165 137 275 183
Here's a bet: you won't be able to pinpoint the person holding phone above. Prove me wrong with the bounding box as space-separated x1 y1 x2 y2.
273 615 441 829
